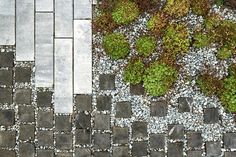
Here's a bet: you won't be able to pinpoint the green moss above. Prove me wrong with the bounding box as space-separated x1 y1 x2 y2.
103 33 130 60
164 0 190 18
193 32 211 48
143 62 178 96
228 64 236 77
123 59 145 84
191 0 211 16
147 12 168 35
216 45 233 59
112 0 139 25
163 23 190 56
135 36 156 56
215 0 224 6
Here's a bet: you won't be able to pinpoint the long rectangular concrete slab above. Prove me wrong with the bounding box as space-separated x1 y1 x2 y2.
0 0 15 45
74 0 92 19
36 0 53 12
16 0 34 61
35 13 54 87
74 20 92 94
54 39 73 113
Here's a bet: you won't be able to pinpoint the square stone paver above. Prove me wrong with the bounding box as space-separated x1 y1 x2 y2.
130 83 144 95
97 95 111 111
37 150 54 157
37 131 54 147
75 112 91 129
99 74 115 90
150 133 165 149
19 106 35 122
115 101 132 118
94 133 110 149
0 88 12 104
19 124 35 141
0 52 13 67
150 151 165 157
94 113 110 130
206 141 221 156
168 124 184 140
15 67 31 83
37 110 53 128
113 146 129 157
132 121 147 138
37 91 52 107
113 126 129 144
150 100 167 117
75 94 92 111
224 133 236 149
55 115 72 131
204 108 219 124
132 141 148 156
168 142 183 157
178 97 192 112
55 133 73 150
15 88 31 104
0 131 16 148
19 143 35 157
75 129 91 145
225 152 236 157
75 148 91 157
0 69 13 86
187 150 202 157
94 151 109 157
0 150 16 157
187 132 202 148
56 152 72 157
0 109 14 126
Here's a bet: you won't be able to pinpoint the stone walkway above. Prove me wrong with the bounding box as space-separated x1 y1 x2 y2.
1 0 236 157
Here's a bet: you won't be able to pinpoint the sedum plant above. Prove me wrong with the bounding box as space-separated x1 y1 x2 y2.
135 36 156 56
143 62 178 96
193 32 212 48
112 0 139 25
93 13 117 33
190 0 211 16
164 0 190 18
147 12 168 36
103 33 130 60
216 45 233 59
123 59 145 84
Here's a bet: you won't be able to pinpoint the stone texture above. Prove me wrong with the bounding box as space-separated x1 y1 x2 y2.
75 94 92 111
75 112 91 129
115 101 132 118
16 0 34 61
37 131 54 147
75 148 91 157
55 115 72 131
94 113 110 130
54 39 73 113
55 133 73 150
75 129 91 145
19 106 34 122
150 151 165 157
168 124 184 140
99 74 115 90
204 108 219 124
113 146 129 157
97 95 111 111
56 152 72 157
37 91 52 107
15 67 31 83
113 126 129 144
94 133 110 149
35 13 54 87
0 131 16 148
132 141 148 156
0 69 13 86
225 0 236 9
206 141 221 156
0 88 12 104
132 121 148 138
0 150 16 157
167 142 183 157
37 150 54 157
0 0 15 45
36 0 53 11
74 20 92 94
178 97 192 112
37 110 53 128
19 124 35 141
187 150 202 157
224 133 236 149
94 151 109 157
130 83 144 95
0 52 13 67
0 109 14 126
14 89 31 104
150 100 167 117
150 133 165 149
187 132 202 148
225 151 236 157
19 143 35 157
74 0 92 19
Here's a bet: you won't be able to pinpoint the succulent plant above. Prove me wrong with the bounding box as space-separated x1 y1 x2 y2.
93 13 117 33
164 0 190 18
193 32 212 48
147 12 168 36
135 36 156 56
191 0 211 16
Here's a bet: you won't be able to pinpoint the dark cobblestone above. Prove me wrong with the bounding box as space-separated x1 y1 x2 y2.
113 146 129 157
0 109 14 126
168 142 183 157
132 121 148 138
0 150 16 157
37 150 54 157
94 133 110 149
150 133 165 149
132 141 148 156
0 52 13 67
14 88 31 104
224 133 236 149
178 97 192 112
75 129 91 145
150 100 167 117
150 151 165 157
204 108 219 124
94 151 110 157
38 110 53 128
75 94 92 111
113 126 129 144
97 95 111 111
94 113 110 130
75 148 91 157
55 115 72 131
37 91 52 107
115 101 132 118
75 112 91 129
19 106 35 122
130 83 144 95
187 132 202 148
0 131 16 148
0 69 13 86
225 151 236 157
56 152 72 157
15 67 31 83
55 133 73 150
168 124 184 140
0 88 13 104
19 143 35 157
19 124 35 141
206 141 221 156
187 150 202 157
37 131 54 147
99 74 115 90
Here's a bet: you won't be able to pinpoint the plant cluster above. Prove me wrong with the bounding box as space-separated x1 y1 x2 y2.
190 0 211 16
93 13 117 33
193 32 211 48
164 0 190 18
133 0 160 12
147 12 168 36
135 36 156 56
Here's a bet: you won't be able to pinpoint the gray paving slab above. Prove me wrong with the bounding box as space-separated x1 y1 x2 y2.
74 20 92 94
74 0 92 19
54 39 73 113
0 0 15 45
16 0 34 61
35 13 54 87
36 0 53 12
55 0 73 37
